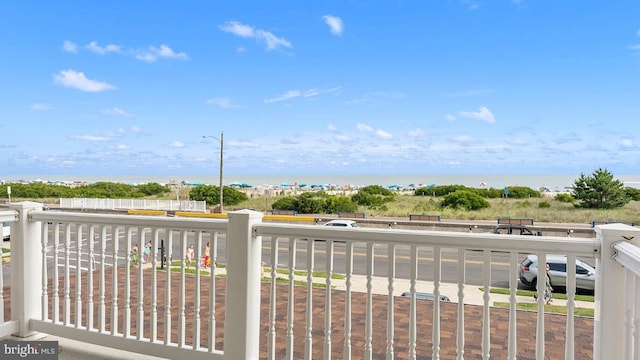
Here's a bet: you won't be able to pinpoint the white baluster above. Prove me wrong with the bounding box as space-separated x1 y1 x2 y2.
192 230 202 349
409 246 417 360
535 253 547 360
178 230 187 347
164 228 173 345
111 226 119 336
99 225 107 333
343 242 354 360
286 238 297 360
324 239 334 360
268 237 279 360
208 231 217 351
124 227 132 337
433 246 442 360
136 227 145 340
508 251 518 360
305 238 315 359
365 242 374 360
482 250 491 360
386 244 396 360
41 222 49 321
52 223 60 323
63 223 71 325
456 249 465 360
74 224 82 327
565 255 576 360
150 228 160 342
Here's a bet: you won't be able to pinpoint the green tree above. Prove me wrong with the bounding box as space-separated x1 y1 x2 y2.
189 185 248 206
571 168 629 209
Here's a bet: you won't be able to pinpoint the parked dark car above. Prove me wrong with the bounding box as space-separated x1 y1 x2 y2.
491 224 542 236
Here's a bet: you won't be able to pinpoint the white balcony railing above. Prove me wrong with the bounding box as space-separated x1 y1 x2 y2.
1 202 640 359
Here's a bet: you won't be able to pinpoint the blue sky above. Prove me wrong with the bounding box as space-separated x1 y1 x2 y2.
1 1 640 178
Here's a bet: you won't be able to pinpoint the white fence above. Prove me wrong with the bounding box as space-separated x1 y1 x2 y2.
2 204 640 359
59 198 207 212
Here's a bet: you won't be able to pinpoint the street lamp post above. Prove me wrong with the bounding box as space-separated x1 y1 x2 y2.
202 132 224 213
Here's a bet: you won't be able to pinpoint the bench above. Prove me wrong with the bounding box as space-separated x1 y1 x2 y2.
591 220 635 228
497 217 534 226
338 212 367 219
271 209 298 216
409 214 441 222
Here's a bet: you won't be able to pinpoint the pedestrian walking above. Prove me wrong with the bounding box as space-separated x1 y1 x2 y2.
186 244 195 268
204 242 211 268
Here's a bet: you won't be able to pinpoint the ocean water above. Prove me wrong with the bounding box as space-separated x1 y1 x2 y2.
4 173 640 191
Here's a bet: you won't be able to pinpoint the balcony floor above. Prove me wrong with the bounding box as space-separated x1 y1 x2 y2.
2 268 593 359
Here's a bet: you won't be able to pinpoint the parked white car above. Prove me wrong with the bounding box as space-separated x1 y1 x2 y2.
322 219 359 228
2 221 10 240
519 254 595 292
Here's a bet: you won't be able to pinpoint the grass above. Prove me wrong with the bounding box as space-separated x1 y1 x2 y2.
493 301 594 317
1 248 9 254
487 287 594 302
237 193 640 224
273 268 346 280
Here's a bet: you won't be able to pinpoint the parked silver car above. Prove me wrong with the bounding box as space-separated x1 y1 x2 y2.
519 254 596 292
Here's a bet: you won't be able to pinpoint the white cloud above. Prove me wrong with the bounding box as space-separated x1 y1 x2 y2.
135 44 189 62
30 103 50 111
256 30 292 50
62 40 77 53
629 44 640 52
335 134 350 142
357 123 374 132
637 29 640 37
86 41 122 55
220 21 292 51
376 130 393 139
409 128 425 137
452 135 472 143
70 134 112 141
619 139 634 148
169 141 185 148
328 123 337 131
266 87 339 103
445 114 457 121
53 70 115 92
219 21 255 37
102 107 133 117
112 144 130 150
265 90 301 103
206 97 242 108
323 15 344 36
456 106 495 124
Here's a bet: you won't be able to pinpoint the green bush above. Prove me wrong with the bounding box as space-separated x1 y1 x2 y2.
271 196 297 210
441 190 490 210
505 186 542 198
324 196 358 213
555 193 575 203
352 185 395 209
538 201 551 208
624 187 640 201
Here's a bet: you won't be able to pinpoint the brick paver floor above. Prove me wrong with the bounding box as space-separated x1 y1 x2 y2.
3 268 593 359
